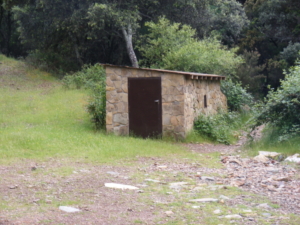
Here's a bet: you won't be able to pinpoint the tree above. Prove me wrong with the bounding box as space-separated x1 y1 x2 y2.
255 60 300 141
237 0 300 95
87 2 142 67
139 17 243 76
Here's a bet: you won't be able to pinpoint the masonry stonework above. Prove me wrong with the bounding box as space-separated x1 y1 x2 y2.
105 65 227 139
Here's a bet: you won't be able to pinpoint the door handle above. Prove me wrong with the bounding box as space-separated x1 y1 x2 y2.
154 100 159 103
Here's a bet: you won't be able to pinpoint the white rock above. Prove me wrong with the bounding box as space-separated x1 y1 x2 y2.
219 195 230 200
214 209 221 214
169 182 188 186
59 206 81 213
224 214 242 219
165 211 174 216
192 206 201 209
201 176 215 181
285 154 300 163
157 165 167 169
257 203 272 209
104 183 139 190
258 151 280 158
242 209 252 213
189 198 219 203
107 171 119 176
254 154 269 163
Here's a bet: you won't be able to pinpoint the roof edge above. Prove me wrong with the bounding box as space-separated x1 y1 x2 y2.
101 64 226 80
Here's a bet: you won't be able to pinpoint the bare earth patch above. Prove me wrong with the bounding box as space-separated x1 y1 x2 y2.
0 142 299 225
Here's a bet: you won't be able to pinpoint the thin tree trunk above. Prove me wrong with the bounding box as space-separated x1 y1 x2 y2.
121 23 139 68
68 32 83 66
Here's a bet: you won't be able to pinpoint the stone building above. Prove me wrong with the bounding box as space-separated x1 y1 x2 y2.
104 64 227 139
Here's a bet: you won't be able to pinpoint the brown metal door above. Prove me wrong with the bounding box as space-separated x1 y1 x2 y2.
128 77 162 138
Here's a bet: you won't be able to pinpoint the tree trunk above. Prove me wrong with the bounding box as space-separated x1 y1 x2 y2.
121 23 139 68
68 32 83 66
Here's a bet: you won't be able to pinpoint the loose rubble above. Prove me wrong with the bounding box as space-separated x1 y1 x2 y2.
221 154 300 214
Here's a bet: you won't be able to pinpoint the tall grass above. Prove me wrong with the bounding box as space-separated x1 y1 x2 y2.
0 55 187 164
246 125 300 156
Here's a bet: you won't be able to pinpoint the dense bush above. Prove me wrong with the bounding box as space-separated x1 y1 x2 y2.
138 17 243 77
221 79 253 111
194 111 246 145
63 64 106 129
255 61 300 142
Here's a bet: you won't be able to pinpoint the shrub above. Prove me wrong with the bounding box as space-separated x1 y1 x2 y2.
254 61 300 142
25 50 80 76
63 64 106 129
194 111 246 145
221 79 253 111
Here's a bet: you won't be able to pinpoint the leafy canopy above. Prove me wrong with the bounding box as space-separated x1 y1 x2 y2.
255 59 300 141
139 17 243 77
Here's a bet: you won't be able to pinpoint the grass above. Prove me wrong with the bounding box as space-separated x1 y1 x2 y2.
245 125 300 156
0 55 191 164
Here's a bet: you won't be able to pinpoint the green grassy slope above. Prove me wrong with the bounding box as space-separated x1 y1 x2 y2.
0 55 187 164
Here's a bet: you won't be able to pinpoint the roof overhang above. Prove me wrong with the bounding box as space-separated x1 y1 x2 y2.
101 64 226 81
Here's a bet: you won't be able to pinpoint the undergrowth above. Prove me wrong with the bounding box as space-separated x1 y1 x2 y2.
194 111 250 145
246 125 300 156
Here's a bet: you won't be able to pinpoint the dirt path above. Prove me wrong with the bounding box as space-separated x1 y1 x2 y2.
0 140 299 225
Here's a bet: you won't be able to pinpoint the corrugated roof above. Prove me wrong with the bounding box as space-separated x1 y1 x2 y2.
102 64 226 81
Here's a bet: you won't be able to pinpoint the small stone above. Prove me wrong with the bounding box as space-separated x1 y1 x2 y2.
192 206 201 209
257 203 272 209
231 180 245 187
145 179 160 183
31 166 37 171
201 176 215 181
8 185 18 189
266 168 280 173
165 211 174 216
107 171 119 176
262 213 272 217
59 206 81 213
242 209 252 213
219 195 230 200
274 177 290 182
224 214 242 219
258 151 281 158
214 209 221 214
254 154 269 163
267 185 276 191
104 183 139 190
157 165 167 169
45 199 52 204
189 198 219 203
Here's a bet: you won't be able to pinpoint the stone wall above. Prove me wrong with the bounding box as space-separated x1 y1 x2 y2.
184 79 227 132
105 65 227 138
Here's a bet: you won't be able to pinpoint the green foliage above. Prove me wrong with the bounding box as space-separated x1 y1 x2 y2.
235 50 266 98
208 0 249 45
25 50 80 76
194 111 247 145
63 64 106 130
139 17 243 76
247 125 300 156
280 43 300 66
255 61 300 142
221 79 254 111
138 17 196 68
